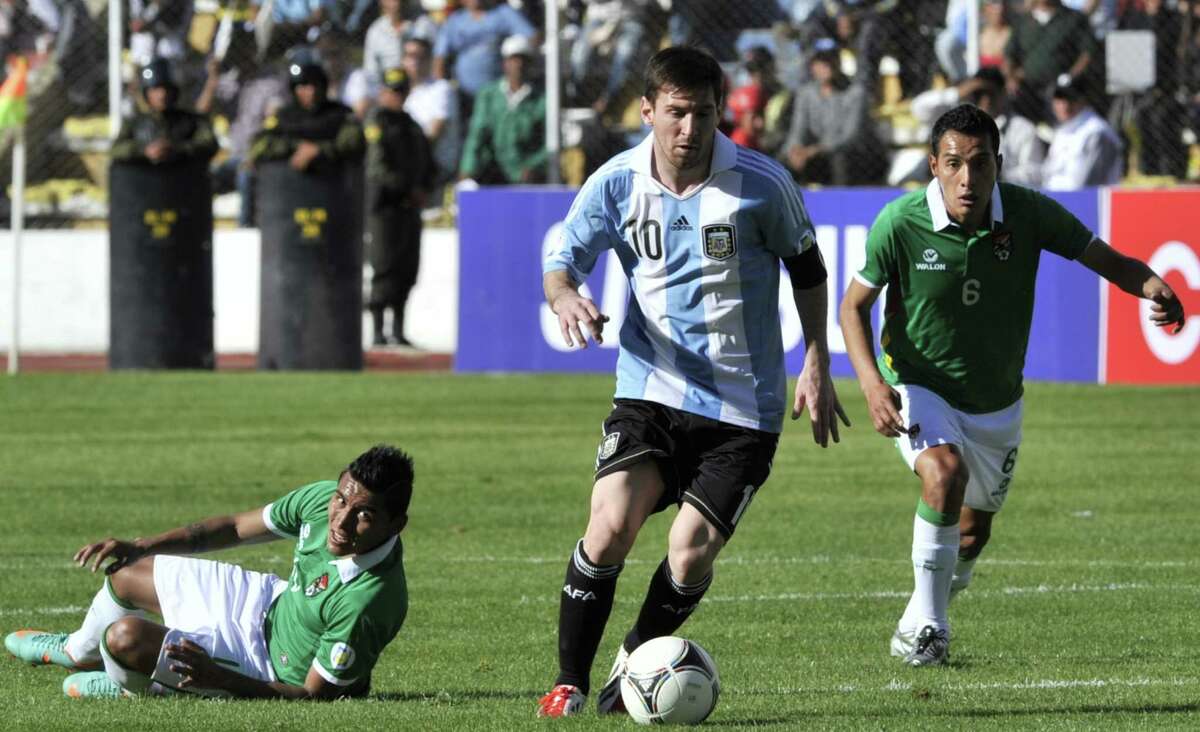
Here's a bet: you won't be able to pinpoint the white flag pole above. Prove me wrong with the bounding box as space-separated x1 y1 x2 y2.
8 125 25 375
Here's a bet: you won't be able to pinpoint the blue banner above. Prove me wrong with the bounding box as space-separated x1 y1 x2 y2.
457 187 1101 383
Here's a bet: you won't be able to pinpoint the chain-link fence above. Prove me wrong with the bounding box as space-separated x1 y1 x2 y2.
1 0 1197 227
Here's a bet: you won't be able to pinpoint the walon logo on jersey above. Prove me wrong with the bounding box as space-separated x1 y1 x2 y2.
702 224 737 261
670 215 694 231
915 248 947 271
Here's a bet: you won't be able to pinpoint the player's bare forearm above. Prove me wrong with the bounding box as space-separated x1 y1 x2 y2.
838 280 886 390
75 508 275 572
791 281 850 445
166 640 335 699
544 269 609 348
1080 239 1186 331
792 282 831 365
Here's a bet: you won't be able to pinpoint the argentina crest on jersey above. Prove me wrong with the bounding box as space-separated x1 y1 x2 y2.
702 224 737 261
598 432 620 461
993 230 1013 261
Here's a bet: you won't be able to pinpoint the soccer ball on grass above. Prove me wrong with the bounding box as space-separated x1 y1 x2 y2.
619 636 720 725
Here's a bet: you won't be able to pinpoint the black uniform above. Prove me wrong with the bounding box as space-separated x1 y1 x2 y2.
364 106 435 345
110 106 218 164
248 99 365 171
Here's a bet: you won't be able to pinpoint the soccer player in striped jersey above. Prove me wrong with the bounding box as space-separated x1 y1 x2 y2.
536 46 849 717
841 104 1186 667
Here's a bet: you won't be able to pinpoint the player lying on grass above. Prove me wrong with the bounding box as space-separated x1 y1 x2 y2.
5 444 413 699
840 104 1187 668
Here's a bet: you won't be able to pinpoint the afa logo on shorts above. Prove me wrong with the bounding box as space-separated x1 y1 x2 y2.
598 432 621 461
702 224 737 261
330 642 356 672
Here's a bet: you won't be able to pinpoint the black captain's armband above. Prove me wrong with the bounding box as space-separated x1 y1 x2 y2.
782 245 827 289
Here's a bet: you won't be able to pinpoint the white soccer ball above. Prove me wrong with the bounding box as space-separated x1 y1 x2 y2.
619 636 720 725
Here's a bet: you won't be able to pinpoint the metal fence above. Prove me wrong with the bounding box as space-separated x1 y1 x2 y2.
0 0 1197 226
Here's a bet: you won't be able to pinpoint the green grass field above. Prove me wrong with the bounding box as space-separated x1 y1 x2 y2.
1 372 1197 730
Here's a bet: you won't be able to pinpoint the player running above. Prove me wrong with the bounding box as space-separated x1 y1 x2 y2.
537 46 849 717
840 104 1187 667
5 445 413 699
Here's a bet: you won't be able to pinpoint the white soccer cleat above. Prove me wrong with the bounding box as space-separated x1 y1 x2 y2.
595 645 629 715
890 627 915 658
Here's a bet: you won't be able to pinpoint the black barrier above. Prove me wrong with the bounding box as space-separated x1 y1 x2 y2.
257 161 364 370
109 160 214 369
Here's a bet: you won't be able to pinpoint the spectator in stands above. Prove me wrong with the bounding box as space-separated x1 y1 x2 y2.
1042 76 1123 189
566 0 661 116
111 59 218 166
783 48 885 185
128 0 193 67
669 0 787 62
978 0 1012 70
1120 0 1187 178
433 0 535 104
459 35 546 184
728 83 766 151
1061 0 1117 39
1004 0 1098 123
745 47 793 159
53 0 106 111
0 0 57 64
205 55 290 227
1187 1 1200 154
912 67 1044 187
258 0 337 61
402 36 461 186
935 0 973 83
364 0 438 88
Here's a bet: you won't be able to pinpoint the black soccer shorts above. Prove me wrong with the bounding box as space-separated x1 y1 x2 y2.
593 398 779 539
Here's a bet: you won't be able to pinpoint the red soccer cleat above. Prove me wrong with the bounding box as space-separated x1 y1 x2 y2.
536 684 586 717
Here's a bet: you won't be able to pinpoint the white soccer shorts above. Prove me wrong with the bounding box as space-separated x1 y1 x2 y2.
893 384 1023 513
152 555 288 685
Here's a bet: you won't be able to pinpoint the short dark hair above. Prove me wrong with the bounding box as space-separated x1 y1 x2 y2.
644 46 725 107
930 104 1000 157
346 444 414 518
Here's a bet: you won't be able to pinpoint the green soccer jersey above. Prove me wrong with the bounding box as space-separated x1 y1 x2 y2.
856 181 1093 413
262 480 408 689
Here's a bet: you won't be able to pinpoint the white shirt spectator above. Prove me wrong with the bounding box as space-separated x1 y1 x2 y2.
911 86 1045 188
1042 106 1122 189
405 76 461 180
364 14 439 86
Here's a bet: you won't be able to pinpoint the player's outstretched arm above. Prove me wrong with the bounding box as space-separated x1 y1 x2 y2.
840 279 907 438
544 269 610 349
74 507 279 574
791 281 851 447
1079 239 1187 334
164 639 351 700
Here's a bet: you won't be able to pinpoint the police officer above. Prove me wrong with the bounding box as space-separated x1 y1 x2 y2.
364 67 435 347
111 58 218 165
249 47 365 172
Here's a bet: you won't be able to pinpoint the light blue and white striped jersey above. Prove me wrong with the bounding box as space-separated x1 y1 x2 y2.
545 131 816 433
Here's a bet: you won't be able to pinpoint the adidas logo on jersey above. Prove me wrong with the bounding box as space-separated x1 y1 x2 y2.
670 215 693 231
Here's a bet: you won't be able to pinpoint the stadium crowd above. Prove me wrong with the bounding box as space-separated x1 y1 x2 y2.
1 0 1199 221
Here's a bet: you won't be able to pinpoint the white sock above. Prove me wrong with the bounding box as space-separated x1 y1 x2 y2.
98 623 153 694
899 514 959 634
950 556 978 598
65 577 147 666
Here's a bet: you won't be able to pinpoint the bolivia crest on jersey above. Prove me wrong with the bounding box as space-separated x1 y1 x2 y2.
702 224 737 261
993 230 1013 261
305 573 330 597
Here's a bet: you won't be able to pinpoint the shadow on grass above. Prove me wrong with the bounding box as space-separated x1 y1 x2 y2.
373 689 542 703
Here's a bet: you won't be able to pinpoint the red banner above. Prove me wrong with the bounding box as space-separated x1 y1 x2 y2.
1105 189 1200 384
